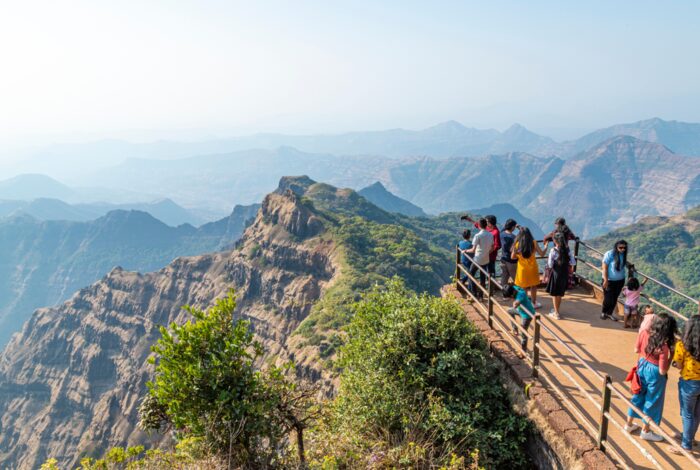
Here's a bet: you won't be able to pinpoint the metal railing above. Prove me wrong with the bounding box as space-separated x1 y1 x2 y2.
454 240 700 469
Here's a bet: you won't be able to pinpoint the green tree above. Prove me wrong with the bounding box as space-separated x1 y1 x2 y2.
332 279 529 468
140 291 307 468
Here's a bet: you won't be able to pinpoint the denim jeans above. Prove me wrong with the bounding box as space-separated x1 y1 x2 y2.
678 378 700 450
628 358 667 425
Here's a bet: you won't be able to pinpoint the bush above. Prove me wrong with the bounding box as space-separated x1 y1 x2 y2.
313 279 528 468
141 291 311 468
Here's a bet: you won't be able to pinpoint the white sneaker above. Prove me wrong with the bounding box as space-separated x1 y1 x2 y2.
640 431 664 442
624 423 640 433
547 309 561 320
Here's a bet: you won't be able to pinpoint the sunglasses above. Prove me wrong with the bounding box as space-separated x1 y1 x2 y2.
617 246 627 250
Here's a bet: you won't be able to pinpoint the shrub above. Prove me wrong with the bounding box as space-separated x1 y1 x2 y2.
324 279 528 468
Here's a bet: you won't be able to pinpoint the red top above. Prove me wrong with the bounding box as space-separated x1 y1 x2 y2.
474 223 501 261
635 329 670 373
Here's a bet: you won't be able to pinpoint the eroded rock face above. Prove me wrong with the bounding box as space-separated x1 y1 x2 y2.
0 190 339 469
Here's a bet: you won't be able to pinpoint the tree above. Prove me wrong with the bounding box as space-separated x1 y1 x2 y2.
140 291 313 468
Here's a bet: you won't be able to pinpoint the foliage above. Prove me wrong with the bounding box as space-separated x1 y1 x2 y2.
307 280 529 469
141 291 310 467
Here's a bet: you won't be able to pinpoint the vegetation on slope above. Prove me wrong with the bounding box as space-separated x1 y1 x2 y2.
52 281 527 469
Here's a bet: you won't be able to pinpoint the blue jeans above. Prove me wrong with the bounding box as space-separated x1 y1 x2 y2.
628 358 667 425
678 378 700 450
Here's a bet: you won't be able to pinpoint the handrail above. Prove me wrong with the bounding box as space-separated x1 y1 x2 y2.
453 242 700 468
578 240 699 307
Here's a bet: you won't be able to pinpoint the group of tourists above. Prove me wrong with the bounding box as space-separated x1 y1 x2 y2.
458 215 576 321
456 216 700 454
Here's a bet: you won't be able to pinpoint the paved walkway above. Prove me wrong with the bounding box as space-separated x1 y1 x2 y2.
478 285 697 469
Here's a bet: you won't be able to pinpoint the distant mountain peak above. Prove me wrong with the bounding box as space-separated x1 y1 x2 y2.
358 181 426 217
430 120 467 131
275 175 317 196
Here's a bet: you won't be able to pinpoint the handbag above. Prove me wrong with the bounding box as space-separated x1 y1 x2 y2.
625 365 641 395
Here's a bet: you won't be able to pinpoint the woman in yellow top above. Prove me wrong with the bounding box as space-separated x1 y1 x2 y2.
511 227 546 309
671 315 700 453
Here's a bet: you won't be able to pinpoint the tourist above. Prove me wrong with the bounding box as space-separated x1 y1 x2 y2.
625 313 677 441
457 229 472 283
637 305 657 336
670 315 700 454
622 276 648 328
511 226 546 308
461 214 500 279
545 232 576 320
463 218 494 300
503 283 535 351
484 215 501 278
543 217 577 245
500 219 518 288
601 240 629 321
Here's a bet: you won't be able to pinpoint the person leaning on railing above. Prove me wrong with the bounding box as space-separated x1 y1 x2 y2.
601 240 629 321
669 315 700 454
462 218 493 301
457 229 473 283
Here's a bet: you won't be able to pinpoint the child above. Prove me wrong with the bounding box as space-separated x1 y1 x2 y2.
622 276 648 328
457 229 472 283
638 305 657 336
503 284 535 351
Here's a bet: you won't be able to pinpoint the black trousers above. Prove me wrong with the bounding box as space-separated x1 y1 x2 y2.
602 279 625 315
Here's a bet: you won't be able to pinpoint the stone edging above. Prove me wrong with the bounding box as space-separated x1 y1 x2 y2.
441 285 617 470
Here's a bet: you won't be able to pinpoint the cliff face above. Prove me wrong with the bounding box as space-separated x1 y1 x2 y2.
0 187 339 469
0 204 258 349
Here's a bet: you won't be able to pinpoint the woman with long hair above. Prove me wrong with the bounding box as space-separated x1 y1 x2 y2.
601 239 629 321
545 232 575 319
670 315 700 453
626 313 677 441
511 226 545 308
543 217 577 244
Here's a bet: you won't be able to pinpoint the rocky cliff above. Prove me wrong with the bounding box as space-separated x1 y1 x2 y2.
0 176 456 469
0 183 341 469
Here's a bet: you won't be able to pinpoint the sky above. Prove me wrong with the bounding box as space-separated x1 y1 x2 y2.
1 0 699 147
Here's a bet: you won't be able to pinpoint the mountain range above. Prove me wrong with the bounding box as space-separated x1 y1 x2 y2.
0 197 205 227
0 203 259 348
0 176 453 468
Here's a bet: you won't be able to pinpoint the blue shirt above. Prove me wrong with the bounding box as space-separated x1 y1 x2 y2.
458 240 473 266
513 286 535 319
602 249 626 281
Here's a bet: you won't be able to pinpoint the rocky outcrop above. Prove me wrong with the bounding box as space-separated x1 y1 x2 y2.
0 186 340 469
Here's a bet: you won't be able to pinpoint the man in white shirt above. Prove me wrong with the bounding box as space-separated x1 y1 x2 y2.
464 218 494 299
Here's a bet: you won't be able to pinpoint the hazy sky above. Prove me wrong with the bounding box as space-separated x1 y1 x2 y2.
1 0 699 144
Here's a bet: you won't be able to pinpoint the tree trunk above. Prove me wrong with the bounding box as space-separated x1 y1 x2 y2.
296 424 306 467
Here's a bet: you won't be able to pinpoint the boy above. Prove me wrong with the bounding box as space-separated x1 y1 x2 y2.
503 283 535 351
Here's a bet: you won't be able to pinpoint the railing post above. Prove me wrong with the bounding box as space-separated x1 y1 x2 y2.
487 273 493 328
531 313 540 378
573 238 580 273
455 246 460 281
597 374 612 452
